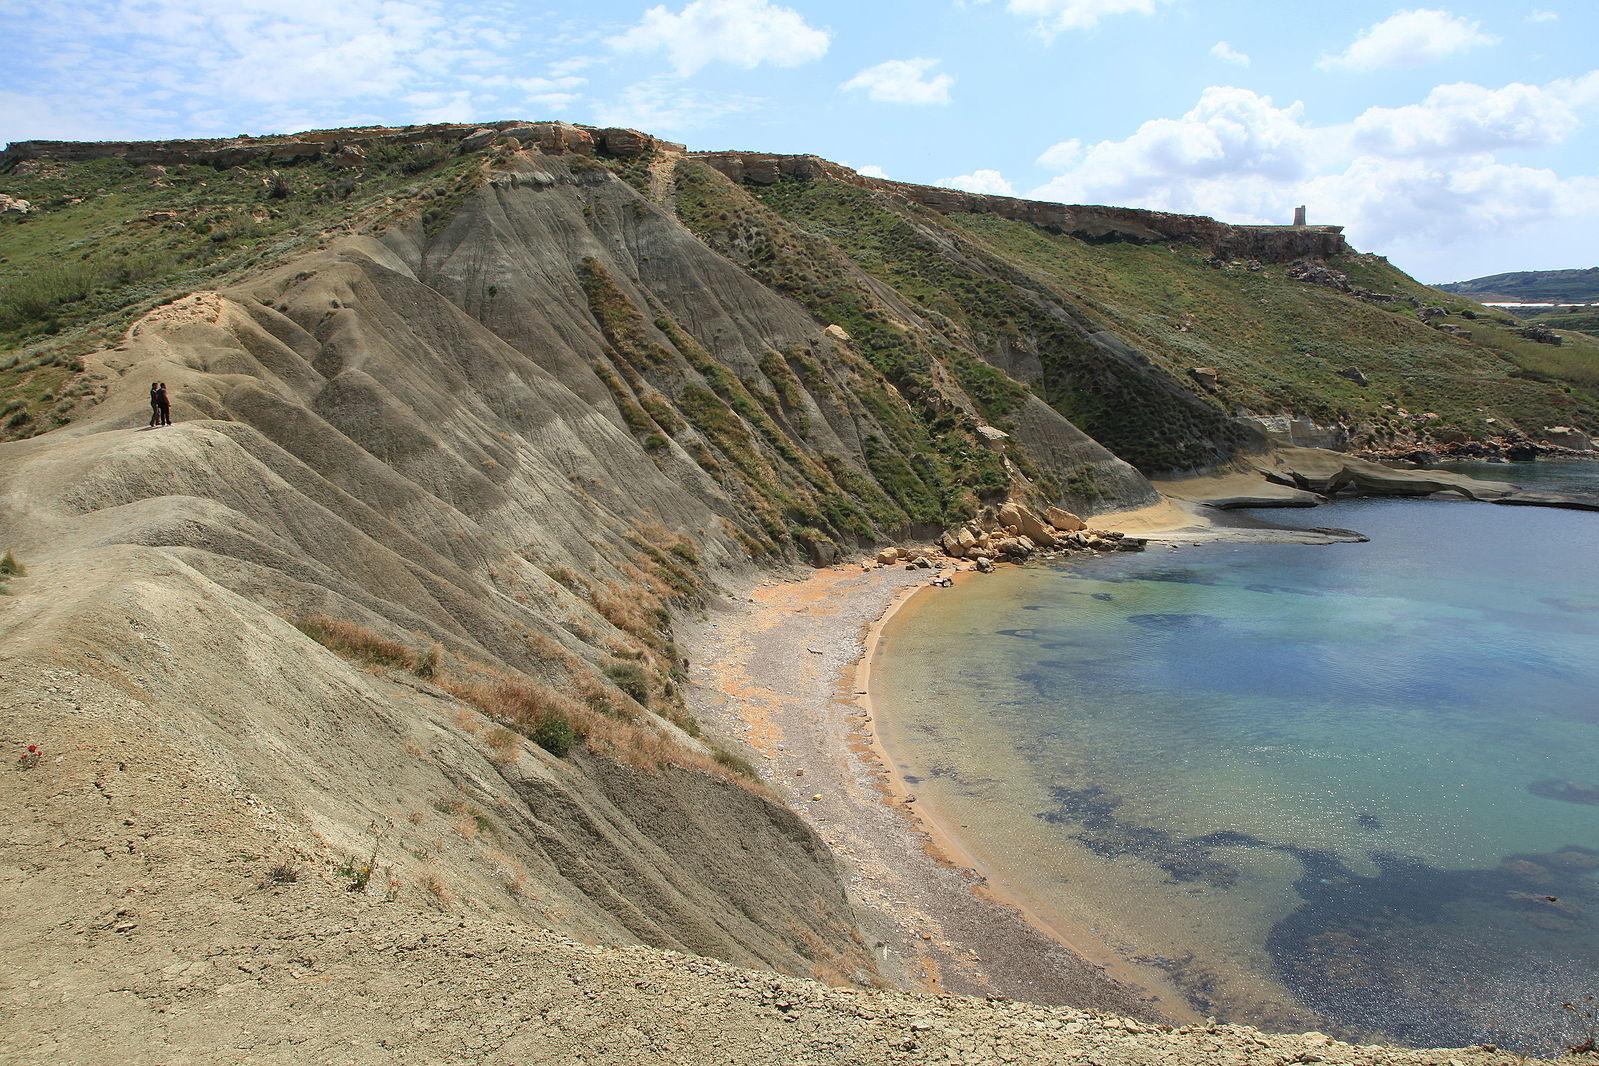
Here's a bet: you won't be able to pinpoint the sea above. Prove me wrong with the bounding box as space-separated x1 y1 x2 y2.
870 461 1599 1052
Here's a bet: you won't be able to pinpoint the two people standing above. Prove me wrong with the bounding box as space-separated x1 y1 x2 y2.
147 383 172 428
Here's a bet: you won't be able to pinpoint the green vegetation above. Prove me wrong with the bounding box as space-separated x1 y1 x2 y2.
1519 306 1599 340
0 145 486 439
673 160 1011 510
743 176 1252 471
941 213 1599 441
0 549 20 594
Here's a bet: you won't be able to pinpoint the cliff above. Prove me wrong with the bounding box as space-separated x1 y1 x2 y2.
692 150 1346 262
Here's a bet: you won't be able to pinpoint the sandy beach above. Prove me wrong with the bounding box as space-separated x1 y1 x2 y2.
685 556 1184 1021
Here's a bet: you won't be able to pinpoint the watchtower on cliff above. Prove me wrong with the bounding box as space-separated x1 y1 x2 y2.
1293 205 1308 227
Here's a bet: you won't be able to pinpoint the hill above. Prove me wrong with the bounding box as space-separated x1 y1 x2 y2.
0 122 1592 1062
1438 267 1599 304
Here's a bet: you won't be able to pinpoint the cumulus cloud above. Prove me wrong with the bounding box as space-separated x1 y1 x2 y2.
1001 0 1171 39
608 0 829 76
937 169 1016 195
855 164 890 179
1028 74 1599 267
1209 41 1249 66
1352 80 1583 156
841 58 954 105
1318 8 1497 72
1035 137 1083 169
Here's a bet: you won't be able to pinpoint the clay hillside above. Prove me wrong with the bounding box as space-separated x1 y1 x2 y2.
1 121 1594 1063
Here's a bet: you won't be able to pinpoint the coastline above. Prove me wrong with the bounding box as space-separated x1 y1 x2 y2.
682 485 1416 1025
684 561 1171 1020
850 568 1203 1024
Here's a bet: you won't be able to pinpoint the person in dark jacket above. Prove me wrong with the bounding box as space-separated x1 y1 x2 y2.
149 383 162 428
157 383 171 427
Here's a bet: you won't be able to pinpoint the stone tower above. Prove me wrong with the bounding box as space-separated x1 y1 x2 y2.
1293 205 1307 227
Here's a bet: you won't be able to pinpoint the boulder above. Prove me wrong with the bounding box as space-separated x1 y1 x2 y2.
1337 366 1368 387
329 144 367 168
0 194 34 214
268 140 323 163
1518 324 1562 346
974 556 995 573
1189 367 1220 392
1044 506 1085 533
1542 426 1594 451
997 501 1057 547
823 324 850 343
975 425 1009 443
459 128 499 152
876 547 900 565
596 127 653 158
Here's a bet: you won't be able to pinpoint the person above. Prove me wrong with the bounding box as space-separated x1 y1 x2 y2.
157 383 171 427
149 383 161 428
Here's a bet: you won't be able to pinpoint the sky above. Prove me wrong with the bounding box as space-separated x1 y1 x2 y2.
4 0 1597 282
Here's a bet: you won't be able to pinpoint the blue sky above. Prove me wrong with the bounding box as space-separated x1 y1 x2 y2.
6 0 1597 281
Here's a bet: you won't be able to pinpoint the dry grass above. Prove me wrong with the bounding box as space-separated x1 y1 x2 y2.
485 725 521 762
419 867 453 904
294 613 444 678
292 613 758 791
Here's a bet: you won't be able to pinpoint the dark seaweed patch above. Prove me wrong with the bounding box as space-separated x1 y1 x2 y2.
1266 843 1599 1053
1126 613 1223 631
1528 778 1599 806
1034 779 1599 1051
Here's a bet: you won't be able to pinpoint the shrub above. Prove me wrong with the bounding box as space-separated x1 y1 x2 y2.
528 714 576 757
440 675 587 758
605 660 651 705
0 551 23 577
415 643 444 680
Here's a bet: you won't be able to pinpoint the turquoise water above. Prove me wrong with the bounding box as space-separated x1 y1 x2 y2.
872 472 1599 1052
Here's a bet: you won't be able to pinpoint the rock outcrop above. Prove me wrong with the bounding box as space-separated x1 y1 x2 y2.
0 120 673 172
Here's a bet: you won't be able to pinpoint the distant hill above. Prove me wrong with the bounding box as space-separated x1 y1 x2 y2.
1438 267 1599 303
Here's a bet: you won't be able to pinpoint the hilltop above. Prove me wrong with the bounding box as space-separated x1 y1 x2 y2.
1 121 1595 1062
1439 267 1599 304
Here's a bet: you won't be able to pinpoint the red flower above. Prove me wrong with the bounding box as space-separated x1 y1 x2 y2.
26 745 38 753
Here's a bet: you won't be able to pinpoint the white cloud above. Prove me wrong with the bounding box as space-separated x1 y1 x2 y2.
937 169 1016 195
1351 80 1582 156
855 164 890 179
841 58 954 105
1026 76 1599 273
1 0 591 139
1210 40 1249 66
1002 0 1171 39
608 0 829 76
1528 9 1559 22
1035 137 1083 169
1318 8 1497 72
591 78 761 135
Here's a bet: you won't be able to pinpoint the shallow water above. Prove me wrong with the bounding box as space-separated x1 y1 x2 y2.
872 479 1599 1052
